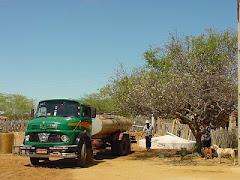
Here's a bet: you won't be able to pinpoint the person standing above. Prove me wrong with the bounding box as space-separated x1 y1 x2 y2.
200 122 212 158
200 123 212 148
143 120 153 151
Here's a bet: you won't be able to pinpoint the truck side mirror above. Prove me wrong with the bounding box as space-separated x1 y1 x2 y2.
91 107 96 118
31 109 35 118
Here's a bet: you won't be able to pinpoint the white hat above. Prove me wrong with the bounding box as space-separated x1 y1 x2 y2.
145 120 150 124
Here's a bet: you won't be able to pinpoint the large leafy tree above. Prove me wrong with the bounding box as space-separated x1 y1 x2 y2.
111 30 237 150
80 30 237 151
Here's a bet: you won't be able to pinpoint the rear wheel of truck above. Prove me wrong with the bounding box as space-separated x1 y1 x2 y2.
111 141 119 156
30 158 40 166
111 135 131 156
119 136 131 155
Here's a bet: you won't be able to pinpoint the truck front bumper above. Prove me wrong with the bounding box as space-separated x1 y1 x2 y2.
20 145 79 159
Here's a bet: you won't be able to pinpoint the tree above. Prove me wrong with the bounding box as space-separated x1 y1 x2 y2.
111 29 237 151
0 93 34 120
80 85 118 114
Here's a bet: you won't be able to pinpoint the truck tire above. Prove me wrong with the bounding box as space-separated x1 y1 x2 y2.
119 136 130 155
76 141 87 167
111 135 131 156
111 141 119 156
30 157 40 166
86 140 94 164
76 138 93 167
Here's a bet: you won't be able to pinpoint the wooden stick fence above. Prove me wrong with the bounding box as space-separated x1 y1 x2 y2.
132 117 238 148
0 120 28 132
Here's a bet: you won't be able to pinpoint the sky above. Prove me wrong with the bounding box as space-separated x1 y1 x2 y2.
0 0 237 101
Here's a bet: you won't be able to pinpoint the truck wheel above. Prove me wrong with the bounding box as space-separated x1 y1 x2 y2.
30 158 40 166
119 137 130 155
43 158 49 162
112 136 131 156
111 141 119 156
86 140 93 164
76 141 87 168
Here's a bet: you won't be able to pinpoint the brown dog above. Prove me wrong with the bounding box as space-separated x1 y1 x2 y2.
202 147 213 159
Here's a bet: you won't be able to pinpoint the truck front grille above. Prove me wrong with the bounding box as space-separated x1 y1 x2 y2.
29 133 61 143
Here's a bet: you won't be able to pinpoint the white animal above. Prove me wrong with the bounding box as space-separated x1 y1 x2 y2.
211 145 236 165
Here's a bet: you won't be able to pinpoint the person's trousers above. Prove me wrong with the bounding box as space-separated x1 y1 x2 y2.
201 139 212 148
145 136 152 149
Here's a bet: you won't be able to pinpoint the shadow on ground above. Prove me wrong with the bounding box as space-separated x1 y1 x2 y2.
128 148 237 167
128 149 178 160
24 149 120 169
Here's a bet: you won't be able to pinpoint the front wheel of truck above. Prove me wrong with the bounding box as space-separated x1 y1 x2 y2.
76 141 87 167
30 158 49 166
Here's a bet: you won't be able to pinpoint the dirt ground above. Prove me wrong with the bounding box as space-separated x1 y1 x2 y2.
0 145 240 180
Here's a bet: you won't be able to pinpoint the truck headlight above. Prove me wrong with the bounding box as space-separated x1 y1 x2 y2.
60 135 69 142
25 135 30 142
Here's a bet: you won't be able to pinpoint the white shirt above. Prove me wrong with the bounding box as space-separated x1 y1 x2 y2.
143 124 153 136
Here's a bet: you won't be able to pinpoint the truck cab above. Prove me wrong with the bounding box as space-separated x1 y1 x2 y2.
21 99 96 167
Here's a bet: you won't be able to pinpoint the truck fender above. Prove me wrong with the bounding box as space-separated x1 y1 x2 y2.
76 133 91 146
118 132 129 141
112 131 129 141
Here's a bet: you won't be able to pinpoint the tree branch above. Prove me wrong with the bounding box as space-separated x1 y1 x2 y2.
175 112 192 124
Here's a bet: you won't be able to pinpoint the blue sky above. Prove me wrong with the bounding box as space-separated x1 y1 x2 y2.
0 0 236 101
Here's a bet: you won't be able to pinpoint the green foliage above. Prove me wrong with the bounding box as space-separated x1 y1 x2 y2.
109 29 237 147
80 29 237 142
0 93 34 120
144 47 172 74
80 85 118 114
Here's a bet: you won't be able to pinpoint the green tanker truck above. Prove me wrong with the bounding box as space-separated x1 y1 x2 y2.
20 99 133 167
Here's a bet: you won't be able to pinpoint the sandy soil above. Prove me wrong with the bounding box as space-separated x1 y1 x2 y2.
0 145 240 180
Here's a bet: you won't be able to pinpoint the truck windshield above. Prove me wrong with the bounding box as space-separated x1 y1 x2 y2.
36 100 79 118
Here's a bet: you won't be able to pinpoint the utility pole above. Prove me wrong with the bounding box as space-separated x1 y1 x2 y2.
238 0 240 166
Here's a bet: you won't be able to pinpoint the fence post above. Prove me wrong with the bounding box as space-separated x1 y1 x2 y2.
187 129 191 140
171 119 176 134
151 114 155 134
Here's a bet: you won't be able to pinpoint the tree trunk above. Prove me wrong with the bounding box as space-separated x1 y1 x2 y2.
176 112 203 153
188 124 202 153
194 132 202 153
